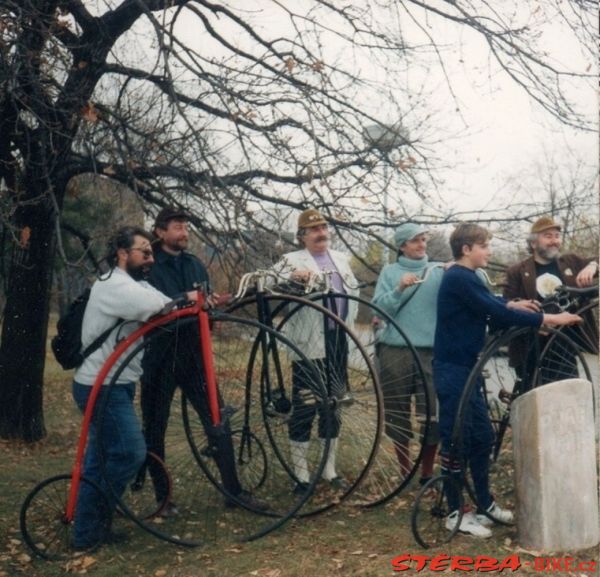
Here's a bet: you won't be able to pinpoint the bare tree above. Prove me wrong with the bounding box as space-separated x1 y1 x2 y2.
0 0 595 440
489 151 598 259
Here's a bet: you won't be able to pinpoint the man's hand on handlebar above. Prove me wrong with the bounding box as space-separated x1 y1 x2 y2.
206 293 232 308
184 291 232 308
290 270 313 283
398 273 420 291
542 312 583 327
507 299 541 313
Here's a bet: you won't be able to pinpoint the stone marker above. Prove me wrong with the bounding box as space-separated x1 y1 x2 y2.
512 379 599 552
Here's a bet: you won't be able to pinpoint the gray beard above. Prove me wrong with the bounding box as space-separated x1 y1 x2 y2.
536 246 560 261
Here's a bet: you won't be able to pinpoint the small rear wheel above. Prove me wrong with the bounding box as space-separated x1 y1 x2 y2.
121 451 172 520
193 428 268 493
20 474 111 560
411 474 463 549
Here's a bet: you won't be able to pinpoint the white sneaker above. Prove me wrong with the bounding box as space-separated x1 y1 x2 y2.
476 502 514 527
446 511 492 538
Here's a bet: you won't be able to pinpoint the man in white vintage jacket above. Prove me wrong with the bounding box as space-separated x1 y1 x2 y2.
272 208 359 494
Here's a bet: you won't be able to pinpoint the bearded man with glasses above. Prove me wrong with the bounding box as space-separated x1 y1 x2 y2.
71 226 172 550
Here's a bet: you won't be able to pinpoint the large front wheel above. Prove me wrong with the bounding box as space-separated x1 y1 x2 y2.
227 293 384 515
302 292 431 507
97 315 329 545
454 326 592 523
181 313 331 540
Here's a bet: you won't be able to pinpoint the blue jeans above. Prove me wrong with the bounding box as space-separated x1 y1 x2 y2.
433 361 495 513
72 382 146 547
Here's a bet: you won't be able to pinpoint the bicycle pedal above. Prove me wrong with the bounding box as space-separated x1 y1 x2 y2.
264 402 291 422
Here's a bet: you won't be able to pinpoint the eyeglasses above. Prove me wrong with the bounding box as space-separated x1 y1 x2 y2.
129 247 154 259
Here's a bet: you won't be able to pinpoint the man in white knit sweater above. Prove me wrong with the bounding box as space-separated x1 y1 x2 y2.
71 226 174 550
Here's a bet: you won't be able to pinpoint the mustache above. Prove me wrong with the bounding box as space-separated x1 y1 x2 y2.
315 235 328 242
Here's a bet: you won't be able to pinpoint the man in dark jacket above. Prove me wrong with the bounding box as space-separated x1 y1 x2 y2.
141 206 265 515
503 216 598 379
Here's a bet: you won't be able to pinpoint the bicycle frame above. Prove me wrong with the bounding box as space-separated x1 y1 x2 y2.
66 291 216 522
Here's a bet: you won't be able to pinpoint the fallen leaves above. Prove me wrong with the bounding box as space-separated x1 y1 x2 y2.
249 569 282 577
223 547 243 553
64 554 97 573
16 553 31 563
4 537 32 568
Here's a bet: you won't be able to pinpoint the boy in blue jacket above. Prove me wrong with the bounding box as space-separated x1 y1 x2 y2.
434 223 581 538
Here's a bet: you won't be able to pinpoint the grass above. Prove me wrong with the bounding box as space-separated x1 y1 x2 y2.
0 351 598 577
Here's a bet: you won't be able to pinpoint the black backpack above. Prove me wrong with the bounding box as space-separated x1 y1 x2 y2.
51 289 120 370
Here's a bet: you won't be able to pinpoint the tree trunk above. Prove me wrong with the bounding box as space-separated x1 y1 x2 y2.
0 198 55 441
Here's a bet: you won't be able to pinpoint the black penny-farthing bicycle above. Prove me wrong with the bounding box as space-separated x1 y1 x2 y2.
410 282 597 548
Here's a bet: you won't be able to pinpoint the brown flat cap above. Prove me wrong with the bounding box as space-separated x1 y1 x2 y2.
298 208 327 230
531 216 561 234
154 206 190 229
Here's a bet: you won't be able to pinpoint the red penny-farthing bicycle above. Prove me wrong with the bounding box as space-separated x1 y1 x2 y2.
20 289 330 559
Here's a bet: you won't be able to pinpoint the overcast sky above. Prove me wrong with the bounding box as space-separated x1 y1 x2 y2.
174 2 596 213
130 1 598 246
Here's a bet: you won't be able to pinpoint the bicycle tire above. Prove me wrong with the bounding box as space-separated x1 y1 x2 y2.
192 428 268 493
226 292 383 515
181 312 331 540
304 291 432 507
20 474 111 560
411 474 464 549
552 297 598 388
96 314 329 545
454 326 592 524
557 297 598 356
120 451 172 521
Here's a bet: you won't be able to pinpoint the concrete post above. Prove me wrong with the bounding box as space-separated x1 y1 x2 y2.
511 379 599 551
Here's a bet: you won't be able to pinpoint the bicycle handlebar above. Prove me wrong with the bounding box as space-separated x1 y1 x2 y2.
157 297 188 316
407 263 498 287
554 284 599 297
229 261 504 300
539 283 598 313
